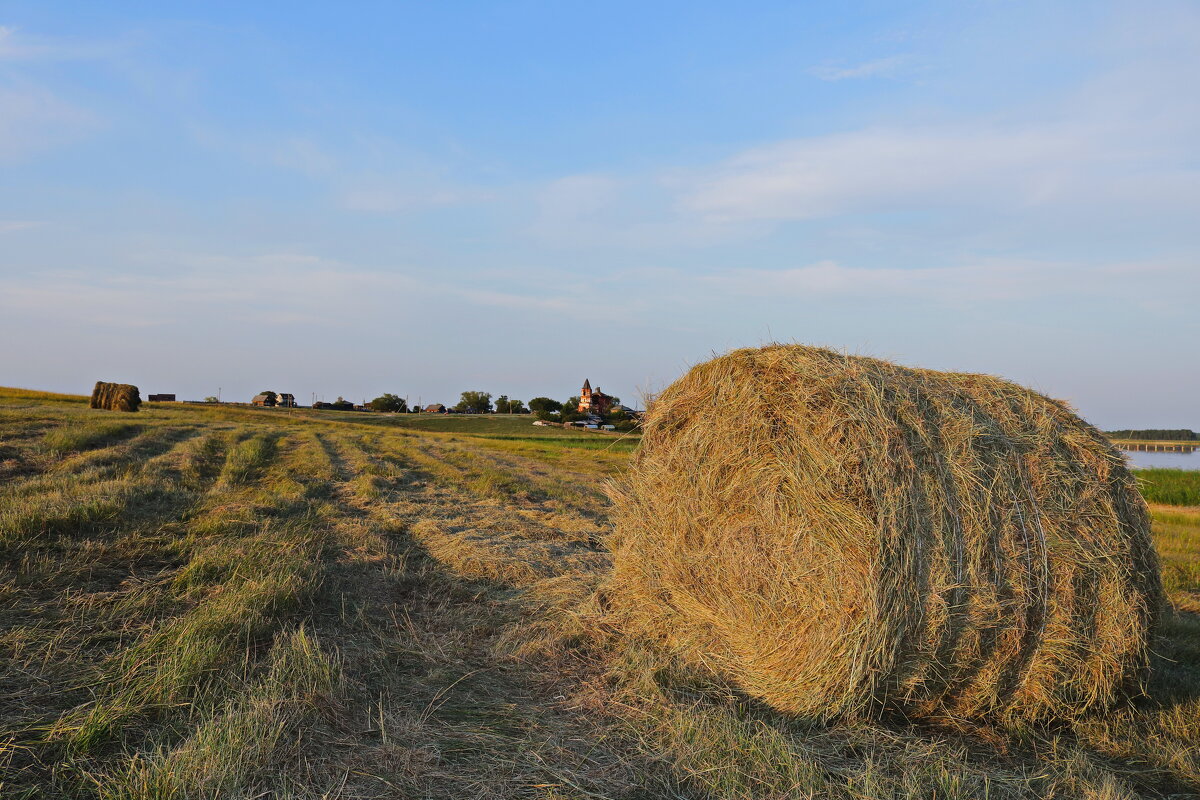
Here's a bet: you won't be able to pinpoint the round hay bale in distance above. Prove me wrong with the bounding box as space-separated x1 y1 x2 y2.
90 381 142 412
605 345 1162 720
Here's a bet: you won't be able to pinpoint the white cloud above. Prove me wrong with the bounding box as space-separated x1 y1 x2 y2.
675 106 1200 224
809 55 909 81
674 8 1200 228
678 124 1104 222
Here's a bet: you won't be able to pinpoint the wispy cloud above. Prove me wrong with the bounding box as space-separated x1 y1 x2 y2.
0 220 43 233
0 25 120 61
526 172 762 249
809 55 909 81
701 257 1197 309
675 111 1199 224
679 124 1086 221
190 127 498 213
338 183 496 213
0 249 633 331
0 83 97 162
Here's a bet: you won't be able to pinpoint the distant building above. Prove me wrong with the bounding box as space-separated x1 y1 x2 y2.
423 403 447 414
147 393 176 402
252 393 276 407
577 379 614 415
278 393 296 408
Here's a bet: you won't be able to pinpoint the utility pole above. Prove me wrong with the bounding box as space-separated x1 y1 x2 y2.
218 387 221 403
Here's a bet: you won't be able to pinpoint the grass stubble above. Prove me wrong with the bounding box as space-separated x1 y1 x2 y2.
0 385 1196 799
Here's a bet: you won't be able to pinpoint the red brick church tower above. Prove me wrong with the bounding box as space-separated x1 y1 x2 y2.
577 379 613 415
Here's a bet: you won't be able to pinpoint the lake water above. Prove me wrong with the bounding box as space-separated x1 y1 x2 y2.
1121 448 1200 471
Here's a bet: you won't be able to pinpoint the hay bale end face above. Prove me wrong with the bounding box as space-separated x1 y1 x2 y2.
606 345 1162 720
89 381 142 413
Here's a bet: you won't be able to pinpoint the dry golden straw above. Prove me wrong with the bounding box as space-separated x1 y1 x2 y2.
605 345 1163 721
89 381 142 413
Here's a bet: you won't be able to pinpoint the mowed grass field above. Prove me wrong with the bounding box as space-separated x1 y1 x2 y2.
1 388 1198 799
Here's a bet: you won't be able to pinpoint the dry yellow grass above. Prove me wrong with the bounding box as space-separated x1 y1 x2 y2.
606 345 1163 721
2 384 1198 799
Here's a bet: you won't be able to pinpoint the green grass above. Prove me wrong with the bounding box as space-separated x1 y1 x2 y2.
42 420 142 455
2 385 1200 799
344 412 615 437
472 433 640 451
1137 469 1200 506
101 626 338 800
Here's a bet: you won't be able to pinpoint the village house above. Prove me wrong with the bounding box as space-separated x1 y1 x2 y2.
253 392 295 408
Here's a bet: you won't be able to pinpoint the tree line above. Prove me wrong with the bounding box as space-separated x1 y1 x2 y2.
1106 429 1197 441
364 391 529 414
351 391 636 432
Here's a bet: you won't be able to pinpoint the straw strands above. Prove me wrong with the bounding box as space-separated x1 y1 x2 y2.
605 345 1163 721
90 381 142 412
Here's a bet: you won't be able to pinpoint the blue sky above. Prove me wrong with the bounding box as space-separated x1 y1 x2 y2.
1 1 1197 425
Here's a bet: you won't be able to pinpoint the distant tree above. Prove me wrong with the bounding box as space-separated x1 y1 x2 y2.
528 397 562 414
258 390 278 405
494 396 526 414
564 396 580 413
203 396 219 403
370 393 407 413
455 391 493 414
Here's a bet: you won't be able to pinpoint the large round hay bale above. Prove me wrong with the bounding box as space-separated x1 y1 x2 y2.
605 345 1162 720
90 381 141 412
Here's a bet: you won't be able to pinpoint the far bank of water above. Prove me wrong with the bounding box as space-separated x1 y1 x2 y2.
1123 448 1200 471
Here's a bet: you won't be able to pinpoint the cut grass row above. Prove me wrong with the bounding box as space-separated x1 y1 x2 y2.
0 420 343 796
